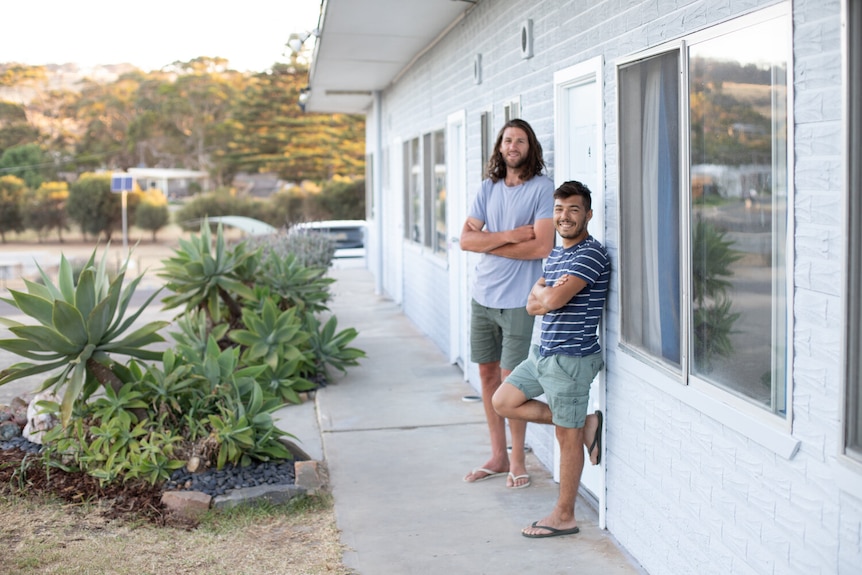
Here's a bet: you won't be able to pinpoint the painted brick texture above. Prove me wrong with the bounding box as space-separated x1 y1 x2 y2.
371 0 861 573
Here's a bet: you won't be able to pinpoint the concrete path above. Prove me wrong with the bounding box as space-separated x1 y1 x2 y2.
317 266 646 575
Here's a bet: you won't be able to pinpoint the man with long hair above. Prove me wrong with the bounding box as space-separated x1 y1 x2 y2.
460 118 555 489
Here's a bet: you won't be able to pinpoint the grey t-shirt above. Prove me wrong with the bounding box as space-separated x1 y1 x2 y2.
468 175 555 309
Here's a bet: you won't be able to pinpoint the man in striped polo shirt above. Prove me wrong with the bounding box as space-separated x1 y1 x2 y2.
492 180 610 539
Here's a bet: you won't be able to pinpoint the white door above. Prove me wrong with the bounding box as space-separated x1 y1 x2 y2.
446 111 469 371
554 56 607 527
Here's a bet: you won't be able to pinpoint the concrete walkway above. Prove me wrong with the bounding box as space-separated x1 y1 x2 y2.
317 266 646 575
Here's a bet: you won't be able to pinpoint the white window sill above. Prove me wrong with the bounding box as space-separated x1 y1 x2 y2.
616 351 801 460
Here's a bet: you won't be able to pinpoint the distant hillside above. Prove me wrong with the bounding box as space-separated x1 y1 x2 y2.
0 62 139 104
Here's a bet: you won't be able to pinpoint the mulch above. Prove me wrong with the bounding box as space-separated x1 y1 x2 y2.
0 447 185 527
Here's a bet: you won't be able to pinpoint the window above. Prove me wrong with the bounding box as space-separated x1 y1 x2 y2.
403 138 421 243
618 7 790 417
845 0 862 462
480 111 494 179
403 131 446 257
432 129 447 256
504 97 521 122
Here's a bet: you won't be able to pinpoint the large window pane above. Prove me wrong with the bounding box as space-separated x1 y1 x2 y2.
409 138 422 243
688 17 788 413
619 51 681 368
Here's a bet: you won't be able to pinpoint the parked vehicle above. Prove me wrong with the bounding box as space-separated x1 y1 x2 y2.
294 220 367 259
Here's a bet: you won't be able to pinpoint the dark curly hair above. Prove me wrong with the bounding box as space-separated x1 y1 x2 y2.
554 180 592 211
486 118 546 183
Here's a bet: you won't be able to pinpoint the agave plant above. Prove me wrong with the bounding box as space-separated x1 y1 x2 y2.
0 249 168 425
159 220 258 325
256 251 334 313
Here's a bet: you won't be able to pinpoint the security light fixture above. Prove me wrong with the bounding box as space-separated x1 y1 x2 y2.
286 29 319 55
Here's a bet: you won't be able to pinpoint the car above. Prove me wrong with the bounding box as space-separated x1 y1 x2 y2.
293 220 367 259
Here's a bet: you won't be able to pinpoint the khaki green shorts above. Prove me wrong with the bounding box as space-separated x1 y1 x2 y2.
470 299 534 371
506 345 603 428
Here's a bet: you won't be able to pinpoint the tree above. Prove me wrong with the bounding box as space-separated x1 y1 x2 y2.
223 63 366 182
155 58 243 180
24 181 69 242
0 101 41 154
1 61 367 192
67 173 121 240
135 189 170 241
0 143 47 189
318 177 366 220
73 77 143 170
0 174 26 242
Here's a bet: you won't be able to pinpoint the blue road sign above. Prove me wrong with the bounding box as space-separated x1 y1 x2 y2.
111 174 134 192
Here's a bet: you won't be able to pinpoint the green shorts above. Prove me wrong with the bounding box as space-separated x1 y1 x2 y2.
470 300 534 371
506 345 604 428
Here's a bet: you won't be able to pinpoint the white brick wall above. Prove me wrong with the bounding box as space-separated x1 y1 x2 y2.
372 0 862 573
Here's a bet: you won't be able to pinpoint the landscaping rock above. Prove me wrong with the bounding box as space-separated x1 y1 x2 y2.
295 460 328 495
161 490 212 519
21 392 59 445
0 421 20 441
212 483 306 510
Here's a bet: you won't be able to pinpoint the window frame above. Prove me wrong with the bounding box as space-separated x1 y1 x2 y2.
430 128 447 258
615 2 795 432
842 0 862 469
402 137 422 243
480 109 494 181
503 96 521 122
402 130 447 258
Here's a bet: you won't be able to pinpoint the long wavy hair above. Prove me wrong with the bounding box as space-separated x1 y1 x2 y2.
486 118 546 183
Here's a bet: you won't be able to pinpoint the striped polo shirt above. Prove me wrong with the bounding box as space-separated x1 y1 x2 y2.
539 235 610 357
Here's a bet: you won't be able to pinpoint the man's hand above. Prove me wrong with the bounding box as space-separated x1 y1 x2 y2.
526 273 587 316
507 224 536 244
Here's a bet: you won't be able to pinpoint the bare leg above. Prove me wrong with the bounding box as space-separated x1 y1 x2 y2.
500 368 530 487
492 382 553 425
464 361 510 481
521 425 584 536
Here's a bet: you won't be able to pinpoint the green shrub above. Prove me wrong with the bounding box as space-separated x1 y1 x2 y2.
1 220 365 486
243 229 336 269
175 189 272 228
135 201 170 241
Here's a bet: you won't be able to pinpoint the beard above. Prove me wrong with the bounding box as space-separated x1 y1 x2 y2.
505 154 527 171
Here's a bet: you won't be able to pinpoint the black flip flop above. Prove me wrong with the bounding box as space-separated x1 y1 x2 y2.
589 409 603 465
522 522 580 538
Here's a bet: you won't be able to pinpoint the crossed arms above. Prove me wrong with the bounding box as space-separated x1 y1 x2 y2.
526 274 588 316
459 216 555 260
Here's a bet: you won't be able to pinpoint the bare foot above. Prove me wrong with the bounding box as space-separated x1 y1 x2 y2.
507 471 531 488
521 513 578 537
463 463 508 482
506 457 530 488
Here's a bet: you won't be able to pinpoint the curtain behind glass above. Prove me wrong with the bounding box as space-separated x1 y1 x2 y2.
620 52 681 367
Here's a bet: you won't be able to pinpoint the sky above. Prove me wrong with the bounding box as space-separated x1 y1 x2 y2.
0 0 321 72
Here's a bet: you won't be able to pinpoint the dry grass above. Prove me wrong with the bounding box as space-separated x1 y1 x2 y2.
0 491 351 575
